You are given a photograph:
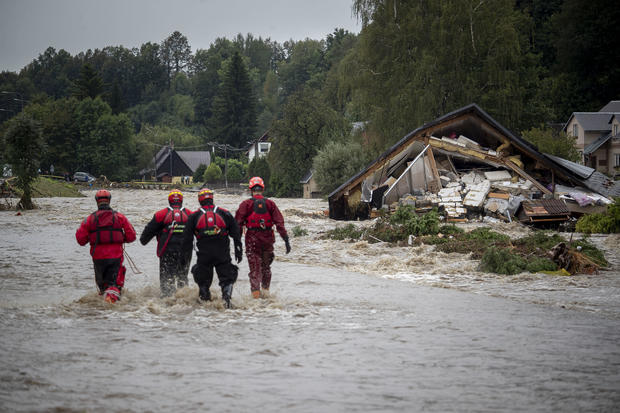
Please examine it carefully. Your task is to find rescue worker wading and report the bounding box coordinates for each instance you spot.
[181,188,242,308]
[235,176,290,299]
[140,190,193,297]
[75,189,137,303]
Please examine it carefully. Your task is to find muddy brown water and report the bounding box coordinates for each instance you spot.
[1,189,619,412]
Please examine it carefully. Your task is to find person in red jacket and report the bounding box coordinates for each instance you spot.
[235,176,290,299]
[181,188,242,308]
[140,190,193,297]
[75,189,137,303]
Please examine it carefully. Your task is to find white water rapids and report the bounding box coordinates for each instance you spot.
[0,189,619,412]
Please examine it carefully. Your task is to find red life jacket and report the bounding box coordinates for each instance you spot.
[195,206,228,238]
[246,196,273,230]
[157,206,189,256]
[88,209,124,247]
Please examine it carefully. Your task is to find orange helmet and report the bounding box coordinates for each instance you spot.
[198,188,214,205]
[249,176,265,190]
[168,190,183,206]
[95,189,111,204]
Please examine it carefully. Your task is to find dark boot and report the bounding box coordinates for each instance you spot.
[221,284,233,309]
[198,286,211,301]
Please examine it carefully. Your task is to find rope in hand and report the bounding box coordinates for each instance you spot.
[123,246,142,274]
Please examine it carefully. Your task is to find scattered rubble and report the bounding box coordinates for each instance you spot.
[365,135,613,226]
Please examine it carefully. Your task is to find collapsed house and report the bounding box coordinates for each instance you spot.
[329,104,620,222]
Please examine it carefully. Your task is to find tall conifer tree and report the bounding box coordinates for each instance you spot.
[209,51,257,148]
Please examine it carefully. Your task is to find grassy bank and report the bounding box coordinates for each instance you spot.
[6,177,84,198]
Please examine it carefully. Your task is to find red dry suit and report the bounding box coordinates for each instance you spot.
[76,205,136,296]
[235,195,288,292]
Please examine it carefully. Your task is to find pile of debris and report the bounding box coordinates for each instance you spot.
[373,134,613,225]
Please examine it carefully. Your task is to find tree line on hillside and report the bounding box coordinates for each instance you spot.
[1,0,617,200]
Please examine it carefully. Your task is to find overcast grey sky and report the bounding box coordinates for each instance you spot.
[0,0,360,73]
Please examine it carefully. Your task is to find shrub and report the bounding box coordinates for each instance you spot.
[479,247,528,275]
[525,257,558,273]
[203,162,222,182]
[313,139,369,195]
[514,231,565,251]
[322,224,364,241]
[193,164,207,182]
[439,224,464,235]
[434,227,511,258]
[292,226,308,237]
[390,206,440,236]
[247,156,271,183]
[573,237,608,267]
[575,198,620,234]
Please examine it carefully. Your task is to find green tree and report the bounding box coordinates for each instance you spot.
[209,51,257,147]
[22,47,75,98]
[75,98,110,175]
[161,31,192,84]
[25,97,81,173]
[347,0,544,147]
[193,163,208,183]
[72,63,104,99]
[89,113,135,180]
[278,39,326,96]
[269,87,349,197]
[203,162,222,183]
[521,125,580,162]
[4,113,44,209]
[247,156,271,185]
[313,140,369,195]
[549,0,620,117]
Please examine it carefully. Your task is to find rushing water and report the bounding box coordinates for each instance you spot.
[1,189,619,412]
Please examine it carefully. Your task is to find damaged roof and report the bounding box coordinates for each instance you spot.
[543,153,620,198]
[329,103,618,220]
[330,104,565,200]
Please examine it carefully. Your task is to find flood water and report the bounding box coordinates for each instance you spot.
[1,189,619,412]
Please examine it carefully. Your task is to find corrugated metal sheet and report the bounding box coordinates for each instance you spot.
[544,153,594,179]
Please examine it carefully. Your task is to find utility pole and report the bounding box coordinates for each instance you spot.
[224,144,228,188]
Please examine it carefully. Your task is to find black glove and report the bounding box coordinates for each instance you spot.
[284,236,291,254]
[234,243,243,263]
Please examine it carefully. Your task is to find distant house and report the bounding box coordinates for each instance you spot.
[563,100,620,176]
[248,131,271,163]
[142,146,211,183]
[300,170,321,199]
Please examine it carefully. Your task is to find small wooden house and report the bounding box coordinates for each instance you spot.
[300,170,321,199]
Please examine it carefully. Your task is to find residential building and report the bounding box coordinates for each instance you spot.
[563,100,620,176]
[248,131,271,163]
[141,146,211,183]
[300,170,321,199]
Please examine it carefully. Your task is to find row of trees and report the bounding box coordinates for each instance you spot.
[2,0,617,201]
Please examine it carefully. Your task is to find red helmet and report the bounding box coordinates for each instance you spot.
[249,176,265,190]
[95,189,111,204]
[198,188,214,205]
[168,190,183,206]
